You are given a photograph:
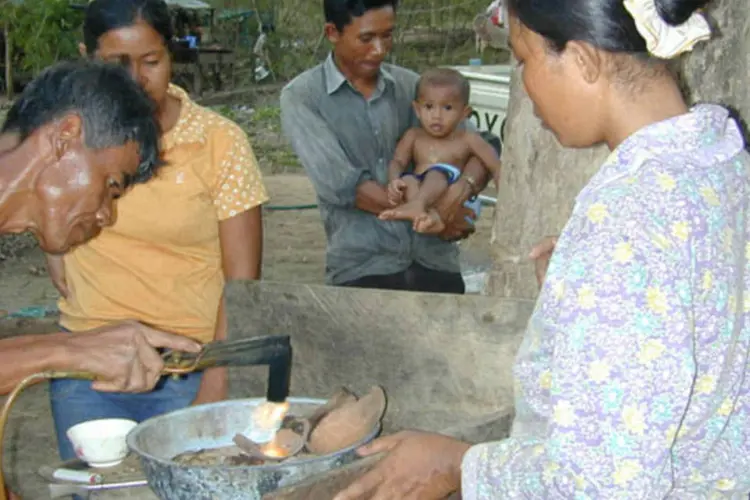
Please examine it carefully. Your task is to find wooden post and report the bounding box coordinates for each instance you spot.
[3,22,11,99]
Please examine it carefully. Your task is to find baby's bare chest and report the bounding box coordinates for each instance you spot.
[412,134,472,168]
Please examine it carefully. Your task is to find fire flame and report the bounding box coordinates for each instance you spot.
[248,400,290,444]
[253,401,289,428]
[261,440,289,458]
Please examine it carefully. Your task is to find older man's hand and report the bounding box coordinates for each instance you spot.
[333,430,471,500]
[63,321,201,392]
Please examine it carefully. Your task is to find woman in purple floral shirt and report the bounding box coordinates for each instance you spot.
[334,0,750,498]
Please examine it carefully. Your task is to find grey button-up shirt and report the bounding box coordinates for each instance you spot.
[280,53,460,285]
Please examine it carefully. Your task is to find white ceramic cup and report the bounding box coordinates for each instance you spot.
[66,418,138,468]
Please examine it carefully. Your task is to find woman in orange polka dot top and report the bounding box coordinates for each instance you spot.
[43,0,269,463]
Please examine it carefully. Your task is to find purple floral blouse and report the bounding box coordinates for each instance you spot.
[462,105,750,498]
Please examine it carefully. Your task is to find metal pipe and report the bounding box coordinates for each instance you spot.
[266,340,292,403]
[176,335,293,402]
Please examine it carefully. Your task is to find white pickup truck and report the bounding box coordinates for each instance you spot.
[452,63,512,145]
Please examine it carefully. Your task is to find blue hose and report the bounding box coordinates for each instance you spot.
[4,305,58,319]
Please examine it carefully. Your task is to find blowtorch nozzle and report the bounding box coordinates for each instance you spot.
[266,337,292,403]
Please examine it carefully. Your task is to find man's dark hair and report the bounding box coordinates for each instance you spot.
[416,68,471,105]
[1,60,161,185]
[324,0,398,31]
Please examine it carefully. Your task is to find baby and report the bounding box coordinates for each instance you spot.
[378,67,501,233]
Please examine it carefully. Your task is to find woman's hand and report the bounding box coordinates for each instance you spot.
[529,236,558,287]
[45,254,69,298]
[333,430,471,500]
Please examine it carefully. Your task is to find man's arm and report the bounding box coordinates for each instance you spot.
[355,181,391,215]
[439,119,492,214]
[0,333,71,393]
[466,132,502,182]
[428,155,490,241]
[280,88,374,210]
[0,324,200,394]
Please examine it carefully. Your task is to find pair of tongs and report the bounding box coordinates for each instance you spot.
[162,335,292,374]
[162,334,293,402]
[162,335,290,375]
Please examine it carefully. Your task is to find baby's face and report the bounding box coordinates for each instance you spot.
[413,85,469,138]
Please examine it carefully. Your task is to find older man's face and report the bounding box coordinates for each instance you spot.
[31,125,140,254]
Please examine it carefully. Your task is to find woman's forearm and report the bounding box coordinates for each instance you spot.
[193,301,228,403]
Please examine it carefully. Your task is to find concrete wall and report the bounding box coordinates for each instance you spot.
[488,0,750,299]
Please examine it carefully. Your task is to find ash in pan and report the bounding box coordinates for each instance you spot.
[172,386,386,467]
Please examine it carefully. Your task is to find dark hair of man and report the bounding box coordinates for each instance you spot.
[324,0,399,31]
[1,60,162,185]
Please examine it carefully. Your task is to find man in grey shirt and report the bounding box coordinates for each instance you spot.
[280,0,491,293]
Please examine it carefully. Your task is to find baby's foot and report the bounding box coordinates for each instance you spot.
[378,200,427,222]
[413,209,445,234]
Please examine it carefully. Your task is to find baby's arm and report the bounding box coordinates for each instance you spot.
[387,128,418,182]
[465,132,502,182]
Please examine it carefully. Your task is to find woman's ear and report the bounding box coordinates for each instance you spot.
[564,40,602,85]
[78,42,88,57]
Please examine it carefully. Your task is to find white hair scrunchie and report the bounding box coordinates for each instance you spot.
[623,0,711,59]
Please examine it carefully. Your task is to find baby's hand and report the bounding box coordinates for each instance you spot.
[387,179,407,206]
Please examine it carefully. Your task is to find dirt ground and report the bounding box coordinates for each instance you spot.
[0,94,496,498]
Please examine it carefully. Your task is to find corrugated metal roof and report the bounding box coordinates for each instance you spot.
[66,0,213,9]
[165,0,212,9]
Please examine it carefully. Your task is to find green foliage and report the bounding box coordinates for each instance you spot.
[2,0,84,74]
[253,104,280,123]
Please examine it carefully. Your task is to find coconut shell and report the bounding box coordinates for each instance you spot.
[306,385,387,455]
[306,387,358,428]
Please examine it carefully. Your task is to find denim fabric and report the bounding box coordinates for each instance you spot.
[49,371,202,461]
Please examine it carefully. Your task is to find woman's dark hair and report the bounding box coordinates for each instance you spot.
[324,0,398,31]
[508,0,710,53]
[83,0,173,55]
